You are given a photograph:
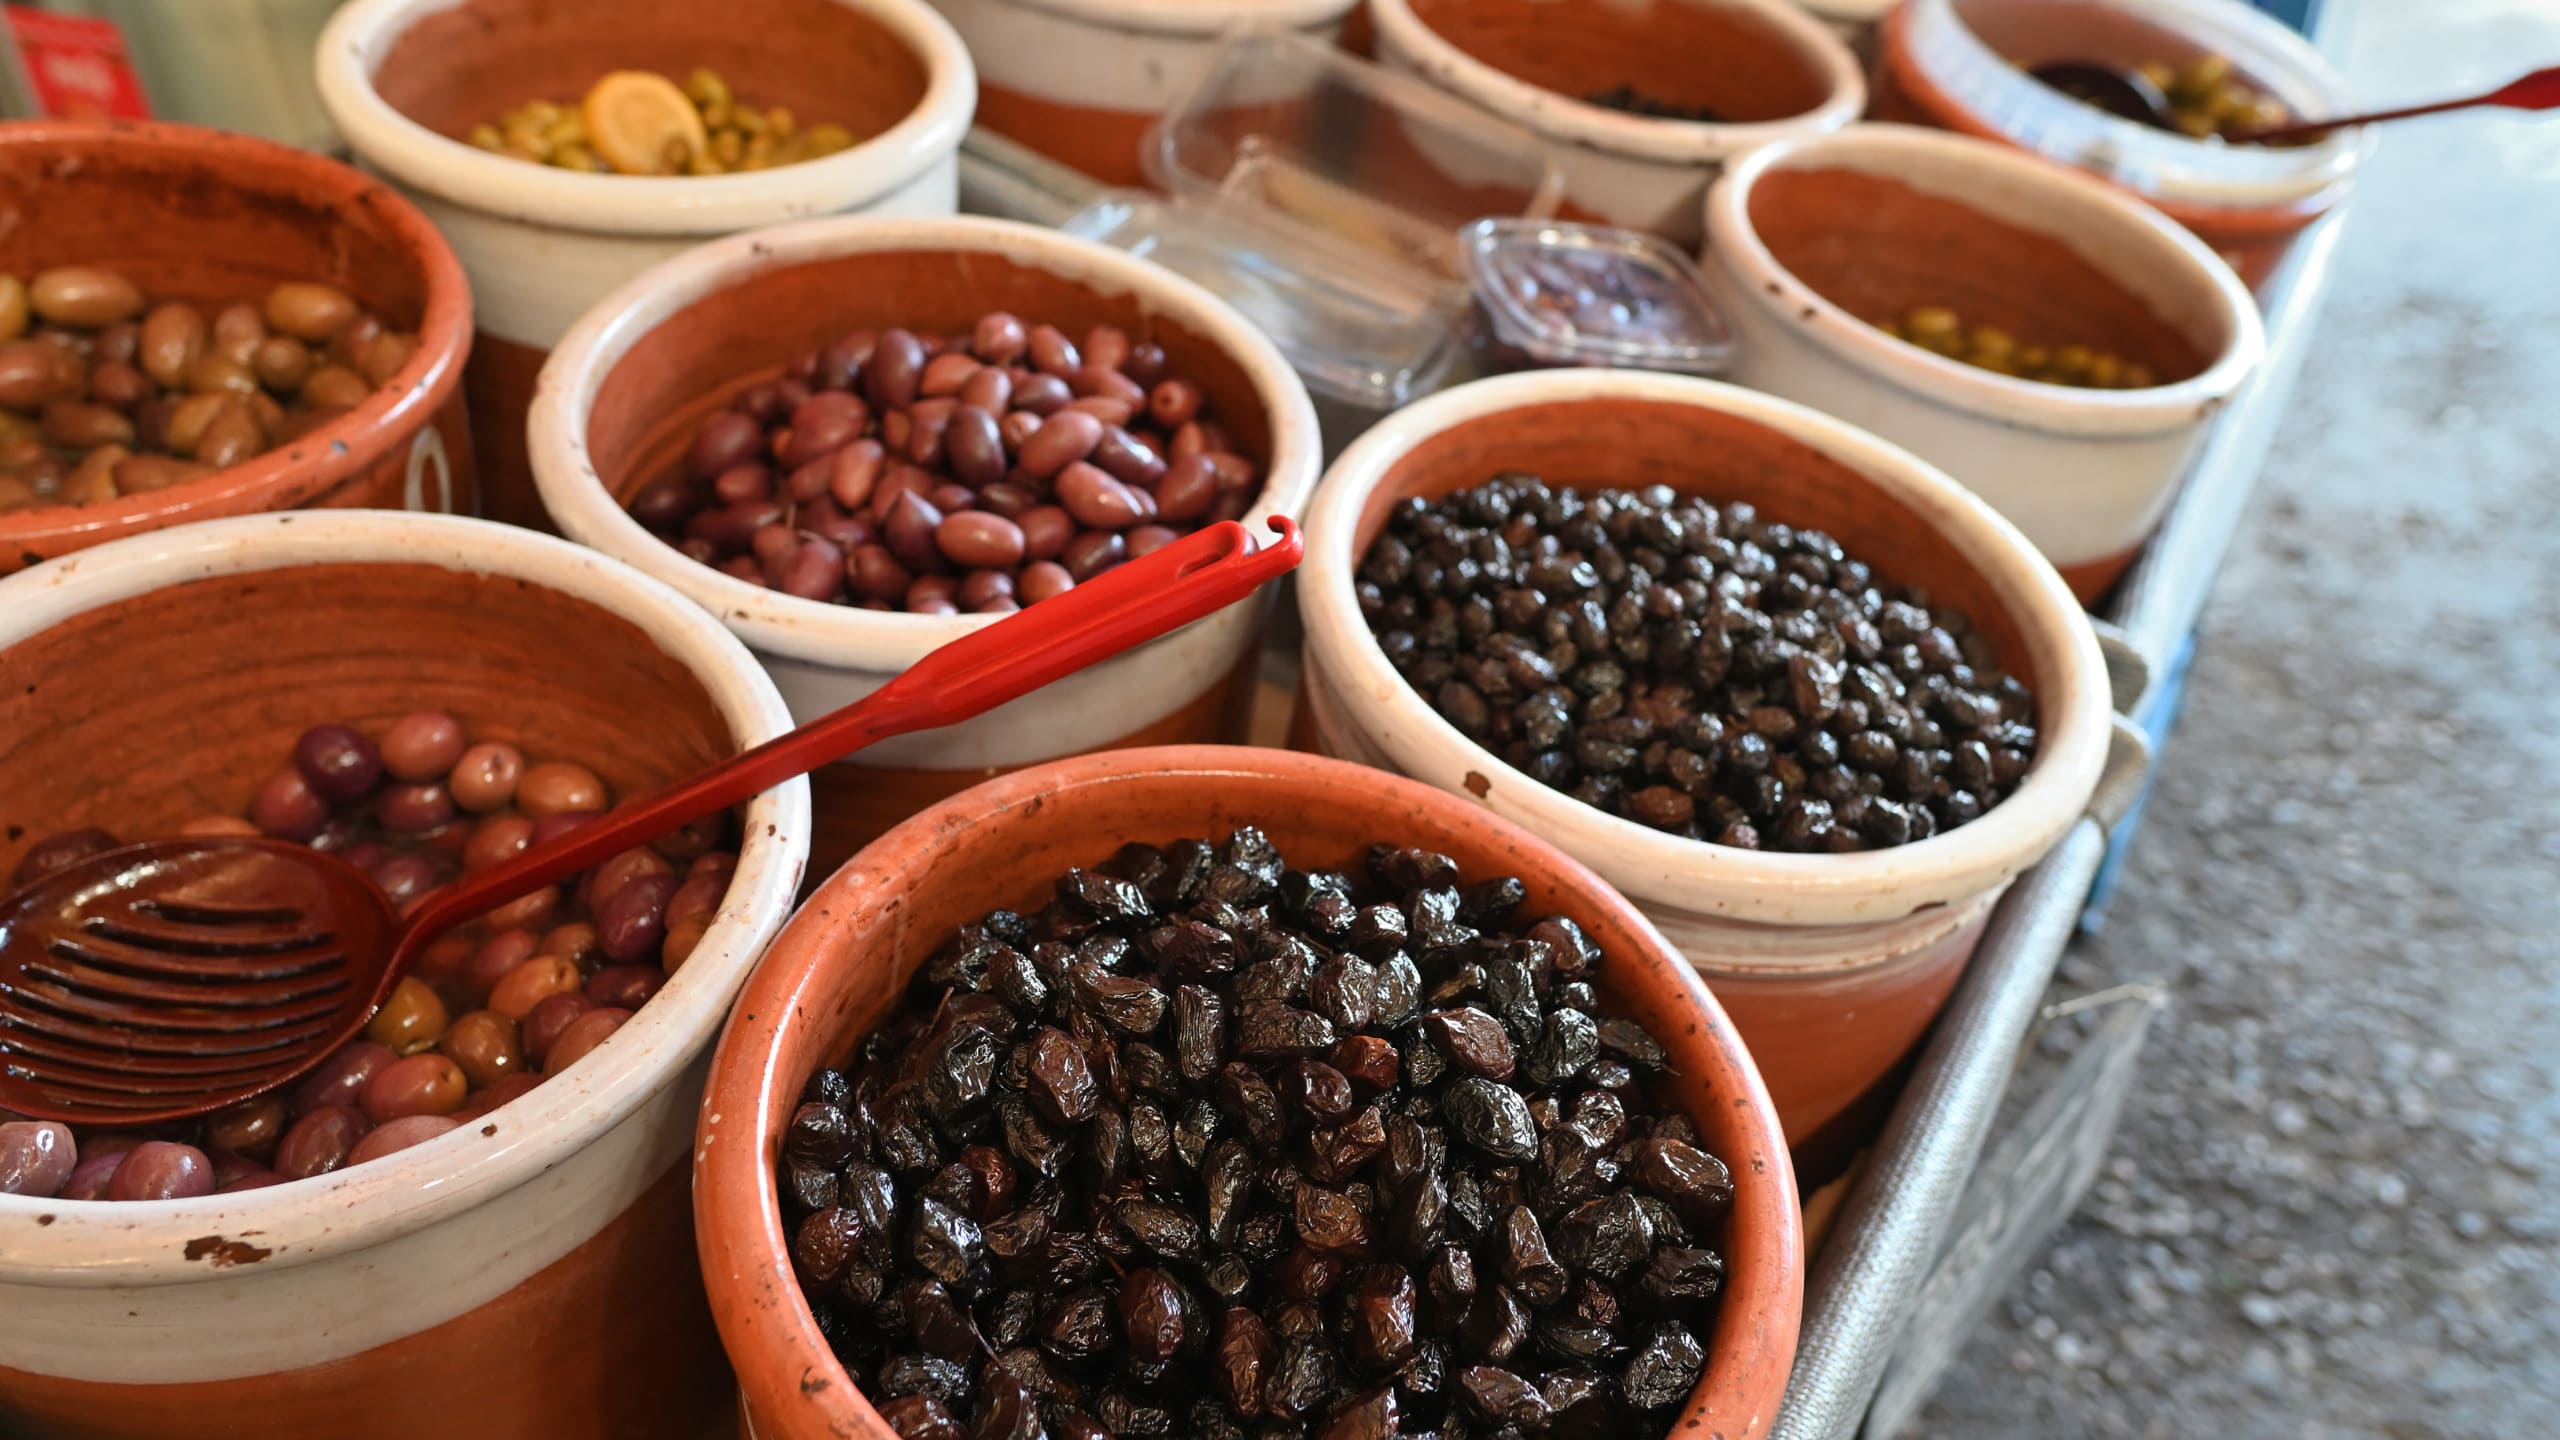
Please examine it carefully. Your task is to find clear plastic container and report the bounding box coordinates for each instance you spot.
[1143,28,1564,288]
[1063,190,1460,412]
[1459,218,1738,377]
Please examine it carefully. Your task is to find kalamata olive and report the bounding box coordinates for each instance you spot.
[204,1096,289,1159]
[690,411,764,480]
[361,1052,467,1122]
[1017,506,1074,561]
[973,312,1028,364]
[378,782,456,833]
[927,482,974,515]
[1018,561,1073,605]
[943,404,1005,487]
[1026,325,1080,376]
[489,953,583,1021]
[1152,456,1218,523]
[1126,525,1181,560]
[1062,530,1126,582]
[866,328,925,411]
[714,463,774,506]
[598,872,681,964]
[105,1142,214,1201]
[540,921,601,968]
[849,543,913,603]
[377,710,464,781]
[13,826,120,886]
[884,491,946,572]
[959,365,1012,414]
[463,814,536,873]
[1056,462,1149,531]
[1016,408,1101,479]
[346,1114,461,1167]
[521,992,594,1067]
[935,511,1025,570]
[57,1152,126,1202]
[781,391,868,467]
[251,767,329,840]
[0,1121,76,1197]
[585,964,665,1011]
[543,1007,632,1073]
[782,537,848,601]
[906,574,960,615]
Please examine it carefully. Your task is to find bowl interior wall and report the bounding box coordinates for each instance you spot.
[1408,0,1832,122]
[1748,165,2210,382]
[0,129,428,329]
[373,0,930,149]
[0,562,734,878]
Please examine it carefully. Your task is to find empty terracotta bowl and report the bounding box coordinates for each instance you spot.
[529,215,1321,877]
[1701,122,2264,601]
[695,743,1803,1439]
[1369,0,1863,244]
[0,511,809,1440]
[0,120,474,575]
[1296,368,2113,1145]
[316,0,977,530]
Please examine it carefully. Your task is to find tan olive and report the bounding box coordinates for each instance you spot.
[251,335,314,392]
[0,473,41,512]
[302,364,373,411]
[362,332,416,387]
[265,282,359,343]
[210,302,267,365]
[30,267,145,328]
[193,404,267,469]
[137,302,207,388]
[61,445,126,504]
[164,392,232,453]
[41,401,134,450]
[186,355,259,397]
[0,274,26,342]
[88,359,152,411]
[111,453,212,495]
[0,339,75,408]
[328,313,384,370]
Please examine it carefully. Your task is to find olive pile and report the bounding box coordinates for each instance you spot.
[1874,306,2156,390]
[2140,54,2292,141]
[779,830,1734,1440]
[470,67,857,176]
[1357,476,2040,852]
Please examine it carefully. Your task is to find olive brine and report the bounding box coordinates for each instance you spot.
[1357,476,2039,852]
[779,830,1734,1440]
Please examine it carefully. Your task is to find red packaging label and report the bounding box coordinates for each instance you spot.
[5,6,150,121]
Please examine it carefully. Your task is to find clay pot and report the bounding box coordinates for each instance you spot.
[1873,0,2364,290]
[1296,369,2113,1144]
[1700,123,2264,601]
[696,743,1803,1439]
[0,511,810,1440]
[0,120,474,576]
[933,0,1362,187]
[529,215,1322,878]
[1369,0,1863,244]
[316,0,976,532]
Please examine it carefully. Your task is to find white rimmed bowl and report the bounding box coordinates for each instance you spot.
[529,214,1322,874]
[1701,122,2265,601]
[0,510,809,1440]
[1296,367,2111,1142]
[1370,0,1864,244]
[315,0,977,530]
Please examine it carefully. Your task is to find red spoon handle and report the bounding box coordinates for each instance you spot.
[400,516,1302,945]
[2232,63,2560,143]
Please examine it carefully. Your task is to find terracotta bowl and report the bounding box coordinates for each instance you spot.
[0,511,810,1440]
[1700,122,2264,601]
[0,120,474,575]
[933,0,1362,187]
[1297,369,2113,1145]
[1873,0,2363,290]
[316,0,976,531]
[695,744,1804,1439]
[529,215,1322,878]
[1369,0,1863,244]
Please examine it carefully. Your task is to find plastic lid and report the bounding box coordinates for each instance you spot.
[1897,0,2364,209]
[1143,29,1564,288]
[1063,191,1460,411]
[1459,219,1738,376]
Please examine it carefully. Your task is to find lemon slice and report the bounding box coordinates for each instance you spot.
[581,71,710,176]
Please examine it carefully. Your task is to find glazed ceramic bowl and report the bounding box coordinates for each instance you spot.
[0,510,810,1440]
[934,0,1362,187]
[529,214,1322,876]
[1700,123,2264,602]
[1297,368,2112,1144]
[316,0,975,530]
[0,120,474,575]
[1369,0,1863,245]
[1875,0,2363,289]
[695,744,1803,1439]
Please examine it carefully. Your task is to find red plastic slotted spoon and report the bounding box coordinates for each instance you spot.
[0,516,1301,1126]
[2227,63,2560,145]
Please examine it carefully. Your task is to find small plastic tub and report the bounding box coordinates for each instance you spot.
[316,0,976,530]
[1874,0,2365,289]
[1459,217,1738,377]
[0,120,475,575]
[529,215,1321,876]
[1297,368,2112,1143]
[0,510,808,1440]
[695,744,1803,1440]
[1368,0,1865,245]
[1699,122,2264,601]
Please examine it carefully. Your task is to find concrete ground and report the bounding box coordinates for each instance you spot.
[1913,1,2560,1435]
